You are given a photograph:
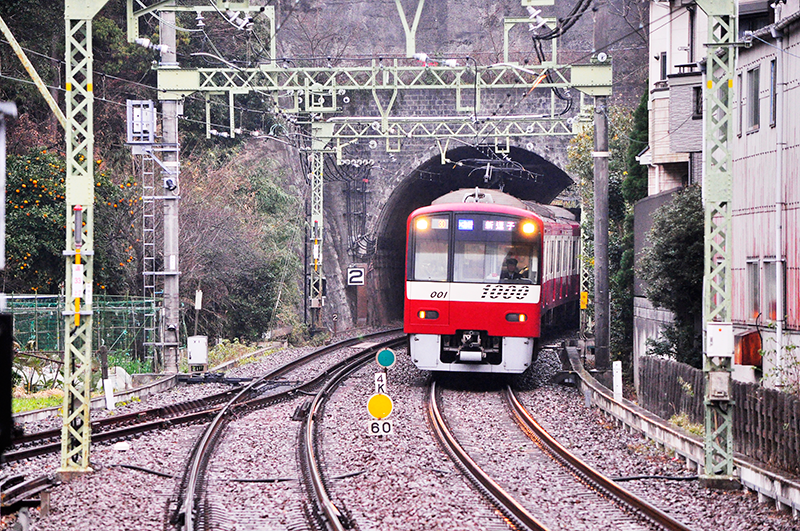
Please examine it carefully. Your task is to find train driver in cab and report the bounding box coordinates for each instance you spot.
[501,257,524,280]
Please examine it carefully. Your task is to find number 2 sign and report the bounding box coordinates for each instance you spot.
[347,266,365,286]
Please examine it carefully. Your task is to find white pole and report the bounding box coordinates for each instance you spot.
[103,377,116,410]
[774,24,785,379]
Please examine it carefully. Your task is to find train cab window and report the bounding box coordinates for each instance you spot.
[411,215,450,281]
[453,214,540,284]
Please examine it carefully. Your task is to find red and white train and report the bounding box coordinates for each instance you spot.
[404,188,580,373]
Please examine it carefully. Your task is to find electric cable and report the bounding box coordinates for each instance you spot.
[0,0,689,161]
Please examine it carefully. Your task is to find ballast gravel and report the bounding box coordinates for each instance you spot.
[515,349,798,531]
[4,337,799,530]
[321,349,506,531]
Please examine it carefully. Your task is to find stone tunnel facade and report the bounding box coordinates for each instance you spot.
[314,90,578,331]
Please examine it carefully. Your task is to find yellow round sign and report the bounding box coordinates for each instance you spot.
[367,393,393,420]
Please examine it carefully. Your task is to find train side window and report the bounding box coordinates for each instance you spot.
[528,245,540,283]
[567,239,573,275]
[543,240,549,280]
[558,239,563,276]
[572,237,578,274]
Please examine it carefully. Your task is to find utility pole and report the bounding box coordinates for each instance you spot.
[0,102,16,459]
[592,3,610,373]
[694,0,738,488]
[160,8,180,373]
[60,0,112,476]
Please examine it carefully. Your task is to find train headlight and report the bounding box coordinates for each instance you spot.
[521,221,536,235]
[416,218,429,231]
[506,313,527,322]
[418,310,439,319]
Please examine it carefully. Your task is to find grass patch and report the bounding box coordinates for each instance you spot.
[668,412,704,437]
[208,339,260,367]
[107,353,152,375]
[12,387,63,413]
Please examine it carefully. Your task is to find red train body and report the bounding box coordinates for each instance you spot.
[404,188,580,373]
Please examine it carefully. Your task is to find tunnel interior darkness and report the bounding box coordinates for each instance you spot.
[372,145,575,323]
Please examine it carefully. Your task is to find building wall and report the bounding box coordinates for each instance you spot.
[669,73,703,153]
[648,1,707,93]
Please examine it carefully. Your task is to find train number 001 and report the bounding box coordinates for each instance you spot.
[429,291,447,299]
[366,420,393,436]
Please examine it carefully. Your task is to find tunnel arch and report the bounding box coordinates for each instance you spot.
[369,144,575,324]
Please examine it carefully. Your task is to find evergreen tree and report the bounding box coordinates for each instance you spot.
[639,185,704,367]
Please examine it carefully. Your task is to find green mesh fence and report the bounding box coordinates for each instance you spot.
[6,294,159,363]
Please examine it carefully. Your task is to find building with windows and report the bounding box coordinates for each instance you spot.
[730,0,800,386]
[636,0,799,390]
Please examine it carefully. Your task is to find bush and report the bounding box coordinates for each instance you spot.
[107,352,153,375]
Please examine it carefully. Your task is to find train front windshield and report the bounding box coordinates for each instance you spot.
[410,213,540,284]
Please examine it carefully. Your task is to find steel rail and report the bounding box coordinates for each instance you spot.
[178,333,405,531]
[0,474,55,515]
[426,379,549,531]
[298,337,406,531]
[503,386,696,531]
[5,389,243,458]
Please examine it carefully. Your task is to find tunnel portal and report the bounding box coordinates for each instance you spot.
[370,145,576,324]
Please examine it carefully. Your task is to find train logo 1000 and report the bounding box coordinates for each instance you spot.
[404,188,580,373]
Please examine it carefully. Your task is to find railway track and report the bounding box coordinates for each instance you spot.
[427,379,696,531]
[5,342,795,531]
[172,334,406,531]
[4,329,401,463]
[0,330,402,518]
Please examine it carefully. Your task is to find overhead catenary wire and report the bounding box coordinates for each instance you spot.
[453,3,689,157]
[0,0,685,157]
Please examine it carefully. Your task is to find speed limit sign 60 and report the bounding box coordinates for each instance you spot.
[366,419,393,436]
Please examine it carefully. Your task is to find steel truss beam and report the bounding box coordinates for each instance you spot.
[160,61,609,104]
[326,113,589,163]
[697,0,737,482]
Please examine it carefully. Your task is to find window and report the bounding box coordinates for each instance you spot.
[737,73,743,136]
[763,259,785,322]
[557,240,563,275]
[747,260,759,319]
[572,238,579,275]
[747,258,785,322]
[748,66,760,131]
[770,59,777,127]
[692,86,703,118]
[659,51,668,81]
[688,5,696,60]
[452,214,539,283]
[411,215,449,281]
